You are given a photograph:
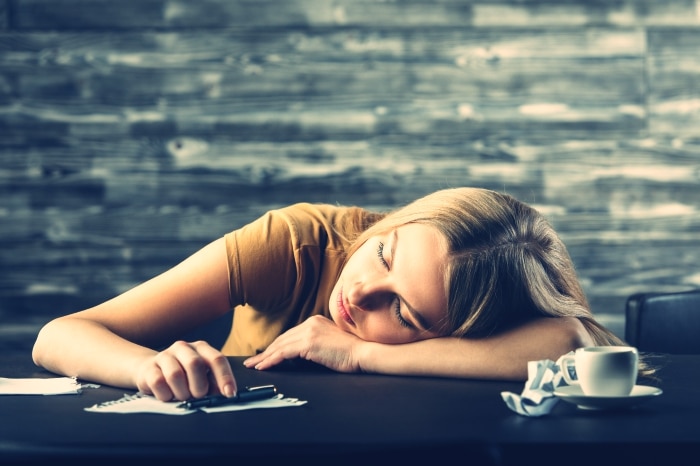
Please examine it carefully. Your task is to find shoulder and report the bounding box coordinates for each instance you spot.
[224,203,376,270]
[275,203,369,228]
[224,203,375,312]
[271,202,376,251]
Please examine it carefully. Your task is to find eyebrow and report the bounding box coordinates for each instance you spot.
[391,229,432,332]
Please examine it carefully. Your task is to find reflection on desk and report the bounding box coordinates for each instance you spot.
[0,353,697,466]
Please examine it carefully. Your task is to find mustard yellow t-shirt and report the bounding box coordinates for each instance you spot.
[220,203,379,356]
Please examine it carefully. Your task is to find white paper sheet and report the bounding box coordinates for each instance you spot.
[0,376,85,395]
[85,392,195,415]
[85,392,307,415]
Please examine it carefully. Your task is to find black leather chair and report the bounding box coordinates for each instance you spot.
[625,289,700,354]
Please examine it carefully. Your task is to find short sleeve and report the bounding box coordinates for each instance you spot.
[225,208,298,312]
[220,202,376,355]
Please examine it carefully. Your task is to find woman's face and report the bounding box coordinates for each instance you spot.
[328,223,450,344]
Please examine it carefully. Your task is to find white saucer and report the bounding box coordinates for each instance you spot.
[553,385,663,410]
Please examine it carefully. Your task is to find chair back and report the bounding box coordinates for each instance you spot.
[625,289,700,354]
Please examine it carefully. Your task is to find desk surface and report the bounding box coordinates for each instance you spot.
[1,353,698,465]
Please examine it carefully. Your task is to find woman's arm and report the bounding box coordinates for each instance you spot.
[246,315,593,380]
[32,238,237,400]
[356,317,594,380]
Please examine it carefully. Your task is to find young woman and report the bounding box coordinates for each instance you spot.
[32,187,626,402]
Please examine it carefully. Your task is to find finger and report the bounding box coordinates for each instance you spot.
[243,333,290,369]
[168,340,213,399]
[191,341,237,397]
[153,350,190,400]
[243,353,262,368]
[243,345,278,368]
[243,319,321,369]
[249,335,306,371]
[178,343,211,399]
[252,347,299,371]
[139,364,175,402]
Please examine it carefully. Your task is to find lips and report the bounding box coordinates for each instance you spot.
[337,288,355,326]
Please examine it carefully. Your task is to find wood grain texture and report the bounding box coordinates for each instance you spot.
[9,0,700,29]
[0,1,7,31]
[2,0,700,349]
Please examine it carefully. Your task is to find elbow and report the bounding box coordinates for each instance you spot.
[32,318,61,368]
[559,317,594,355]
[32,321,50,367]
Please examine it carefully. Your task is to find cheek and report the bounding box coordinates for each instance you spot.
[360,316,415,345]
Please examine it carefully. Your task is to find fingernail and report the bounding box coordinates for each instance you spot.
[223,383,234,398]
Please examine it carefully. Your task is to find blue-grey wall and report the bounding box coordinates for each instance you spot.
[2,0,700,349]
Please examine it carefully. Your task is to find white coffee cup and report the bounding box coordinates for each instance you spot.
[558,346,639,396]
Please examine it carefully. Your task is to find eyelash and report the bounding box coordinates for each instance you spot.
[377,241,410,329]
[376,241,389,269]
[394,300,410,328]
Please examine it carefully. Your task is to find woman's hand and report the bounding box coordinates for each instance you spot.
[243,315,365,373]
[135,340,237,402]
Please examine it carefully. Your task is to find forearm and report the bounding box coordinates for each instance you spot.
[32,317,157,389]
[357,317,591,381]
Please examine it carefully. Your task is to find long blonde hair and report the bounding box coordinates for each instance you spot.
[346,187,623,346]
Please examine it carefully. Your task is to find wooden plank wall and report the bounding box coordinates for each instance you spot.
[2,0,700,349]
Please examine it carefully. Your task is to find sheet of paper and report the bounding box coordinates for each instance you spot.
[0,376,84,395]
[85,393,195,415]
[202,394,307,413]
[85,392,307,415]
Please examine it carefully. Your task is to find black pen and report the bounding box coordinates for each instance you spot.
[178,385,278,410]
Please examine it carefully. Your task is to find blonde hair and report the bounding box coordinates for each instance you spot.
[346,187,624,346]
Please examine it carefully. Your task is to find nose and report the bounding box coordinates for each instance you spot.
[347,279,393,313]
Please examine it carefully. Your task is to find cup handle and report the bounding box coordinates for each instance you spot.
[558,355,578,385]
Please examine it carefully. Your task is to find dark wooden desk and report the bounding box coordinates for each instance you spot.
[0,353,697,466]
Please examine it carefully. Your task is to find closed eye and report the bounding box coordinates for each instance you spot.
[378,240,414,329]
[377,241,389,269]
[394,300,411,328]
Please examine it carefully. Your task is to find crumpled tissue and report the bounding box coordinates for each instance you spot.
[501,352,573,417]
